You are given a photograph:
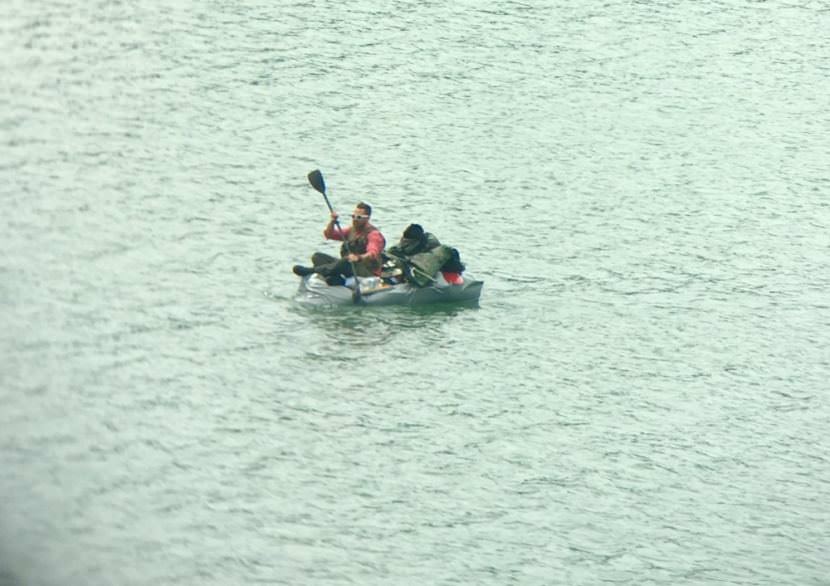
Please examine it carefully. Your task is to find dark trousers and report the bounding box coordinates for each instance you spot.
[311,252,354,282]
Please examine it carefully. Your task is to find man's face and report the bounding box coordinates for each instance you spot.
[351,208,370,227]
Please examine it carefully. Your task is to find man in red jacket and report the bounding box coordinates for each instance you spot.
[293,202,386,285]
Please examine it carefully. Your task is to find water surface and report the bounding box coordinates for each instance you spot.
[2,1,829,584]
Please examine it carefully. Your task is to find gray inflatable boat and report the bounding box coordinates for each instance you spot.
[296,273,483,306]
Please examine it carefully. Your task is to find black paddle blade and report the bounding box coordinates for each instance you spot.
[307,169,326,194]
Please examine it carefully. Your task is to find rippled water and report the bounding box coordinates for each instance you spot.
[2,1,829,585]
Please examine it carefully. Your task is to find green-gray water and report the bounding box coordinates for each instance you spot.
[2,1,829,584]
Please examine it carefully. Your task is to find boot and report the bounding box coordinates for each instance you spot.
[292,265,315,277]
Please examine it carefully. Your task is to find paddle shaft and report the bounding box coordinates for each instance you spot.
[319,193,354,255]
[385,252,437,284]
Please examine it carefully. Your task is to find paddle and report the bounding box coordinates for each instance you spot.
[306,169,363,304]
[383,251,438,285]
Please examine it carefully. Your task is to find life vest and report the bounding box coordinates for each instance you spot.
[340,225,384,276]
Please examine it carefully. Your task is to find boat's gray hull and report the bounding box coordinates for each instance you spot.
[296,274,483,306]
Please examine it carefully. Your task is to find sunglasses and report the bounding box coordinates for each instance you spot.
[351,214,369,220]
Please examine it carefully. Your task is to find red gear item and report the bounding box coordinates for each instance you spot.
[441,271,464,285]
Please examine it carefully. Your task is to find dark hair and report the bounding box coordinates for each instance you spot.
[403,223,424,240]
[442,247,465,273]
[356,201,372,216]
